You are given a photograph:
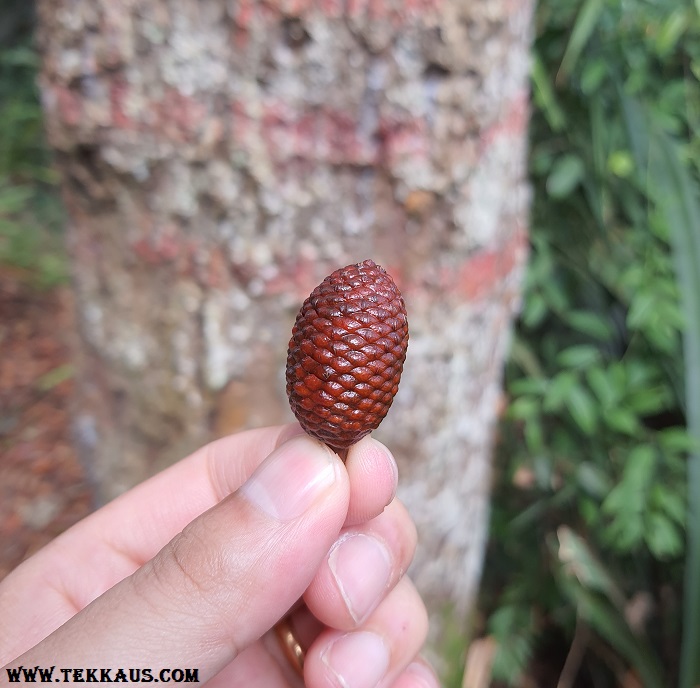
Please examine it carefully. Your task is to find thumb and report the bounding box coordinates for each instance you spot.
[11,436,348,680]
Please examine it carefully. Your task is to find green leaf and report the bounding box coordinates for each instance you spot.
[647,124,700,687]
[0,46,40,69]
[557,345,601,369]
[564,310,613,341]
[627,290,657,330]
[531,54,566,132]
[580,496,601,526]
[540,276,570,311]
[577,461,612,498]
[0,183,33,213]
[522,291,548,327]
[509,378,548,396]
[35,364,74,392]
[626,386,670,415]
[602,445,656,525]
[509,396,540,421]
[658,427,697,453]
[556,583,665,688]
[488,605,535,683]
[623,444,657,490]
[531,147,555,176]
[604,509,646,551]
[565,384,598,434]
[580,58,608,95]
[543,371,578,412]
[555,527,625,606]
[620,90,650,183]
[604,408,640,435]
[524,416,545,453]
[645,512,684,559]
[557,0,606,84]
[586,366,620,409]
[546,155,585,198]
[624,360,654,390]
[654,9,689,58]
[650,484,686,528]
[510,339,546,380]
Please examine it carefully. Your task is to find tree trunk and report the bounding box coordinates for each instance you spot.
[37,0,532,655]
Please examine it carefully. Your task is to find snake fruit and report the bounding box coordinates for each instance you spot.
[286,259,409,454]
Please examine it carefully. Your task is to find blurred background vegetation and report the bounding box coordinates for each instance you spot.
[1,0,699,686]
[479,0,700,687]
[0,0,65,288]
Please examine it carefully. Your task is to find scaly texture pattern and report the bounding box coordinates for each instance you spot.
[286,260,408,452]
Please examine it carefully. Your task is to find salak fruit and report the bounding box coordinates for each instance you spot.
[286,259,408,456]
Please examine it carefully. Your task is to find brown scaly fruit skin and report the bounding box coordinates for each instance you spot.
[286,259,408,455]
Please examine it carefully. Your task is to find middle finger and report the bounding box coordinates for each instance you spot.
[304,498,417,630]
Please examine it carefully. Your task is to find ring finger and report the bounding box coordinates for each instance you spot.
[304,577,429,688]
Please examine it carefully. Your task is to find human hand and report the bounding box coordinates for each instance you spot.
[0,424,437,688]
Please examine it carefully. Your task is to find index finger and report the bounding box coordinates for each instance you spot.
[11,424,298,579]
[0,425,298,658]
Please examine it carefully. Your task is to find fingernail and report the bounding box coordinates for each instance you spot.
[240,436,339,521]
[321,631,390,688]
[405,661,441,688]
[382,443,399,503]
[328,533,392,624]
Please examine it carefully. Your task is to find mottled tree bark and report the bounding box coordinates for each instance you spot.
[37,0,532,654]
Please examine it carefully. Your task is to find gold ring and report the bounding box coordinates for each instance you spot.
[274,616,305,676]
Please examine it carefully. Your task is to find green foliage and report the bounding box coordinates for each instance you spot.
[488,604,537,683]
[553,529,666,687]
[646,95,700,688]
[0,26,66,288]
[483,0,699,684]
